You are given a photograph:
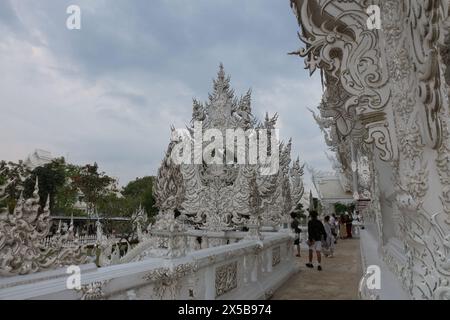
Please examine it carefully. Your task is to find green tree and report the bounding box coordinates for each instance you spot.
[23,158,67,212]
[71,163,117,217]
[334,202,352,215]
[53,163,84,216]
[97,193,133,217]
[292,203,307,224]
[121,176,157,219]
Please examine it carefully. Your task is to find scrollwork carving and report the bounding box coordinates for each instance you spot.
[143,262,198,300]
[0,180,88,276]
[78,280,109,300]
[272,246,281,267]
[215,261,238,297]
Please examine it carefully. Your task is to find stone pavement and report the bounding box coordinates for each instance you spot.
[272,238,363,300]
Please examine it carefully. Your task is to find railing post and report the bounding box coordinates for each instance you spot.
[205,266,215,299]
[267,248,273,273]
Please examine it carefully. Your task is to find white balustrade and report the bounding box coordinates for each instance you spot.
[0,232,297,300]
[39,234,126,249]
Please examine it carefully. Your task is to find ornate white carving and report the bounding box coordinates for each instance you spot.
[132,205,148,242]
[143,262,198,299]
[154,65,305,233]
[78,280,109,300]
[215,261,238,297]
[0,180,88,276]
[291,0,450,299]
[272,246,281,267]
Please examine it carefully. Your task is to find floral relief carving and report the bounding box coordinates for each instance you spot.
[272,246,281,267]
[143,262,198,300]
[78,280,109,300]
[215,261,238,297]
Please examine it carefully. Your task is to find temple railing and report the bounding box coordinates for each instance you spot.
[40,235,99,248]
[0,231,297,300]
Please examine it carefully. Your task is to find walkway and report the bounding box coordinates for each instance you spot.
[272,238,363,300]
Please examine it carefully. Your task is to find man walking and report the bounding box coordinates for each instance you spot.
[345,213,353,239]
[290,211,302,257]
[306,211,327,271]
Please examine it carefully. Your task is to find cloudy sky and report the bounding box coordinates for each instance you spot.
[0,0,331,189]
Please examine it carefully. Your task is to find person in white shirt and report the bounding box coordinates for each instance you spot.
[330,214,336,226]
[330,213,338,244]
[323,215,335,257]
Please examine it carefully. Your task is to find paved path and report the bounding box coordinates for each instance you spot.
[272,238,363,300]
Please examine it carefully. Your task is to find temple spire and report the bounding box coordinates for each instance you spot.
[210,63,233,100]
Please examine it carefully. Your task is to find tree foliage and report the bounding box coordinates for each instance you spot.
[23,158,67,211]
[70,163,117,216]
[334,202,355,215]
[121,176,157,218]
[53,163,84,216]
[1,158,158,227]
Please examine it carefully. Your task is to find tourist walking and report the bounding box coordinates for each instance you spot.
[306,211,327,271]
[290,212,302,257]
[345,213,353,239]
[323,216,335,257]
[339,215,347,239]
[330,213,338,244]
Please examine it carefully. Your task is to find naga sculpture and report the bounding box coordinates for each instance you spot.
[0,179,89,276]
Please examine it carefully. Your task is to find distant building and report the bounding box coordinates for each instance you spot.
[24,149,54,170]
[309,169,354,215]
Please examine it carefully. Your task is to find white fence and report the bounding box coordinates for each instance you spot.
[0,232,297,300]
[40,235,99,248]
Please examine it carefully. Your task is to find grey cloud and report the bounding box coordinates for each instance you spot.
[0,0,332,187]
[102,91,148,108]
[0,1,20,29]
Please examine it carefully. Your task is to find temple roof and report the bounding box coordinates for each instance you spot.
[24,149,54,169]
[313,174,353,203]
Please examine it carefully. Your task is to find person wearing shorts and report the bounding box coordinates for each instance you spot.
[308,239,322,252]
[323,215,335,257]
[290,211,302,257]
[306,210,327,271]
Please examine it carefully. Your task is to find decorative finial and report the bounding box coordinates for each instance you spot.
[212,63,231,94]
